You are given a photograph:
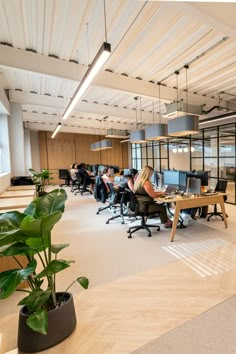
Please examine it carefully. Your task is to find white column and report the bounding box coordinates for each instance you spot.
[9,103,26,176]
[24,128,32,173]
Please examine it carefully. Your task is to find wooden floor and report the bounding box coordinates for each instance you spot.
[1,189,236,354]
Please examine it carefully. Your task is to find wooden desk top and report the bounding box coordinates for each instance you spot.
[7,185,35,191]
[155,192,227,242]
[0,190,35,198]
[0,196,33,211]
[156,192,226,206]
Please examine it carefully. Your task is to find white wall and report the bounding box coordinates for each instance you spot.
[0,173,11,193]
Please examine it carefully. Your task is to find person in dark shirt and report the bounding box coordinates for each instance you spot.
[77,163,95,192]
[134,166,172,228]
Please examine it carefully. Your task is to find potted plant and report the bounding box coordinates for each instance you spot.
[0,188,89,352]
[29,168,54,196]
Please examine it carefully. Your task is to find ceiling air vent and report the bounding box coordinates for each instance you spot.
[163,102,202,118]
[105,129,129,139]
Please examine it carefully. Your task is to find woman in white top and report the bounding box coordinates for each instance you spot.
[70,163,78,182]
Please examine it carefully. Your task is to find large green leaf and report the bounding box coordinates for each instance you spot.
[24,189,67,218]
[36,260,74,278]
[0,212,29,247]
[1,242,31,256]
[0,229,29,247]
[18,289,51,312]
[0,211,26,227]
[26,309,48,335]
[76,277,89,289]
[51,243,69,254]
[0,259,36,299]
[21,211,62,251]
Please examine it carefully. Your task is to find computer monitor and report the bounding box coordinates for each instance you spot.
[86,164,92,172]
[123,168,132,176]
[109,168,114,177]
[112,165,120,174]
[150,170,159,186]
[187,177,201,195]
[98,165,105,173]
[179,171,188,190]
[187,171,208,186]
[163,170,180,186]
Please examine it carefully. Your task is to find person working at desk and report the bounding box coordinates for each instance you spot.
[70,163,78,185]
[122,168,139,192]
[134,166,172,228]
[77,163,95,192]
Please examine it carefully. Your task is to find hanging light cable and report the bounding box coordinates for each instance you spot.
[145,82,168,140]
[130,96,146,144]
[63,1,111,120]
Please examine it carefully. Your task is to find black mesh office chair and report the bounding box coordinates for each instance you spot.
[95,178,119,214]
[74,170,92,195]
[207,180,228,221]
[126,190,160,238]
[105,184,130,224]
[58,169,71,187]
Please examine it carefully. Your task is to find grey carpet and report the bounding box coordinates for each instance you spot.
[132,295,236,354]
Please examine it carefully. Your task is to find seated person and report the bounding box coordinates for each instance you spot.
[77,163,95,192]
[134,165,172,228]
[122,168,139,192]
[101,167,114,192]
[70,163,78,184]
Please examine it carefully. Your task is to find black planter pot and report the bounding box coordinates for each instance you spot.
[17,292,77,353]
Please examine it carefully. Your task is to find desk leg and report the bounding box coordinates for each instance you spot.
[219,196,228,228]
[170,204,181,242]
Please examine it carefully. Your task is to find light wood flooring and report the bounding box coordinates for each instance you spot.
[1,188,236,354]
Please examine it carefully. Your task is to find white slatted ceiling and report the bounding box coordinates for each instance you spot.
[0,0,236,133]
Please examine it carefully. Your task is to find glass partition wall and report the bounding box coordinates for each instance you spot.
[131,122,236,204]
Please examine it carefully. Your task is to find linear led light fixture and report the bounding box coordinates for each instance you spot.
[63,42,111,120]
[51,122,62,138]
[199,113,236,126]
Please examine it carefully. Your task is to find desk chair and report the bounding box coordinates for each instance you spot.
[207,180,228,221]
[74,171,92,196]
[95,178,119,214]
[59,169,71,187]
[126,190,160,238]
[105,184,130,224]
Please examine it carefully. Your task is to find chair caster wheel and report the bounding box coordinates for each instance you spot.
[121,221,124,224]
[96,212,99,215]
[106,221,109,224]
[148,234,152,237]
[128,234,132,238]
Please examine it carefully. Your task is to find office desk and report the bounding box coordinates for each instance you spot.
[155,193,227,242]
[0,196,33,211]
[0,190,35,198]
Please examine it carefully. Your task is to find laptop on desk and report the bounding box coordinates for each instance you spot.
[165,185,178,195]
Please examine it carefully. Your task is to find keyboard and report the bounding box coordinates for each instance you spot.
[201,192,218,196]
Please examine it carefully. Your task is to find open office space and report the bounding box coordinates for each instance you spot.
[1,1,236,353]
